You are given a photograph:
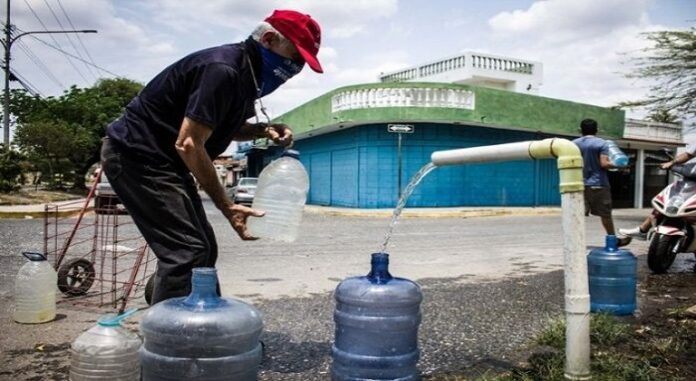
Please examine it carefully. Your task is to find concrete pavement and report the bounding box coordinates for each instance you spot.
[0,197,652,220]
[0,201,666,380]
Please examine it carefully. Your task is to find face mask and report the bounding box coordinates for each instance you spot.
[257,44,304,97]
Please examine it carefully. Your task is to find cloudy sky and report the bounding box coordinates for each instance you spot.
[6,0,695,126]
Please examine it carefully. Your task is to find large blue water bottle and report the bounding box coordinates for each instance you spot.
[587,235,637,315]
[605,140,628,167]
[332,253,422,380]
[139,268,263,380]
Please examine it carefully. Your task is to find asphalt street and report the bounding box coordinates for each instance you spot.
[1,200,677,380]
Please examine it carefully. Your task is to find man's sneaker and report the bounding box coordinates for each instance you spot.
[619,226,648,241]
[617,235,632,247]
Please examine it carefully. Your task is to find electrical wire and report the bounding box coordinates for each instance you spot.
[14,39,64,88]
[10,69,43,96]
[22,0,89,83]
[55,0,102,78]
[42,0,97,81]
[26,33,121,77]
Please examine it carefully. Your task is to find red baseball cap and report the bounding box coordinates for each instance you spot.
[265,10,323,73]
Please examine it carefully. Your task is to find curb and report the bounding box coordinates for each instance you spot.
[0,207,93,219]
[303,206,562,219]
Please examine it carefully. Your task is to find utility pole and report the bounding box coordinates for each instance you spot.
[3,0,11,150]
[2,0,97,150]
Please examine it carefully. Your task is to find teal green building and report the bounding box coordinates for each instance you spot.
[244,81,635,208]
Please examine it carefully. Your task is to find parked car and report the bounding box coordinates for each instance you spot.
[227,177,257,205]
[94,171,124,214]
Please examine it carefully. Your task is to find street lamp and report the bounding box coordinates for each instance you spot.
[2,0,97,150]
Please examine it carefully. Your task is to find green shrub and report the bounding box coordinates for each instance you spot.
[0,145,26,192]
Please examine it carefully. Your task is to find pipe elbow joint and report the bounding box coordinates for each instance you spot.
[530,138,584,194]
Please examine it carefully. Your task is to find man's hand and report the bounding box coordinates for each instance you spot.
[222,203,265,240]
[264,123,294,147]
[661,161,674,170]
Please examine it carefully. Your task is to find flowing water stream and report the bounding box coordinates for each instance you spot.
[380,162,438,253]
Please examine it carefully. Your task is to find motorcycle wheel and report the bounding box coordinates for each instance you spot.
[647,234,679,274]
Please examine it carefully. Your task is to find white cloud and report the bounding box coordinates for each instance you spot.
[489,0,650,43]
[485,0,671,118]
[140,0,399,39]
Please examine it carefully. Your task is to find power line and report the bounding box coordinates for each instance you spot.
[26,33,121,77]
[10,69,43,96]
[56,0,102,78]
[15,39,64,88]
[22,0,89,83]
[42,0,97,81]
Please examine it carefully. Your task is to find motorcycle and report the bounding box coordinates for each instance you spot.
[647,159,696,273]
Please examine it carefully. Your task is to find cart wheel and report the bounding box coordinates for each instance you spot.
[144,274,155,305]
[57,259,96,296]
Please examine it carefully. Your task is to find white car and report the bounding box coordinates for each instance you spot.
[227,177,257,205]
[94,171,123,213]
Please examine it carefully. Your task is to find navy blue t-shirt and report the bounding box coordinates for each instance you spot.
[107,39,260,170]
[573,135,609,187]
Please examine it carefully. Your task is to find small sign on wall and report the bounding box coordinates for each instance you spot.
[387,124,415,133]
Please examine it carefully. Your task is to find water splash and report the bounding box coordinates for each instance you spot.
[380,162,438,253]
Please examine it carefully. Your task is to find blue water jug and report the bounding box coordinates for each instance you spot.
[587,235,637,315]
[332,253,422,381]
[606,140,628,167]
[139,268,263,380]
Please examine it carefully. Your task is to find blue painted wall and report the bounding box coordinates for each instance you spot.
[294,123,561,208]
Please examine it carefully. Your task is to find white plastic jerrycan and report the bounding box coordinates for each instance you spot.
[70,308,142,381]
[14,252,57,324]
[247,149,309,242]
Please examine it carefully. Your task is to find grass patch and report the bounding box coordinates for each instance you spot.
[479,313,672,381]
[0,189,83,205]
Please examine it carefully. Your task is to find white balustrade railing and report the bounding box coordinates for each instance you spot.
[380,52,535,82]
[331,87,475,113]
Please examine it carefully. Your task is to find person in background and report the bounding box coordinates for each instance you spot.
[101,9,323,304]
[573,119,631,246]
[620,145,696,240]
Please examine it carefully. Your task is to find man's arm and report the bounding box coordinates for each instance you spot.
[662,151,695,170]
[231,122,294,147]
[175,117,262,240]
[599,154,613,169]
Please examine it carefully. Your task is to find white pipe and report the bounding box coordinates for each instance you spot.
[562,192,591,380]
[431,141,532,165]
[431,139,591,380]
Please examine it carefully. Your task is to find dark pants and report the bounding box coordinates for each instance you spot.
[101,138,218,304]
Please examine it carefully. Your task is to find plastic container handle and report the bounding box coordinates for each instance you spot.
[98,308,139,327]
[22,252,47,261]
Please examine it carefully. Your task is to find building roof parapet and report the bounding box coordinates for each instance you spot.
[624,118,682,144]
[274,82,625,141]
[379,51,539,83]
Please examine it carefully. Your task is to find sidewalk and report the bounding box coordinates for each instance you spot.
[0,198,91,218]
[0,198,652,220]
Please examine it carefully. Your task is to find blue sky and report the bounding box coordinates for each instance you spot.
[6,0,695,128]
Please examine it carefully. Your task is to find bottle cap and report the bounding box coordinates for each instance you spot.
[22,252,47,261]
[605,235,618,252]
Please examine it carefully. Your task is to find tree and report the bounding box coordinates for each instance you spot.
[0,143,26,192]
[621,27,696,119]
[10,78,142,190]
[647,109,681,124]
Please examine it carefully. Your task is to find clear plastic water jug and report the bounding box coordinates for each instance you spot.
[247,149,309,242]
[587,235,637,315]
[139,268,263,380]
[605,140,628,167]
[332,253,422,380]
[14,252,57,323]
[70,308,141,381]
